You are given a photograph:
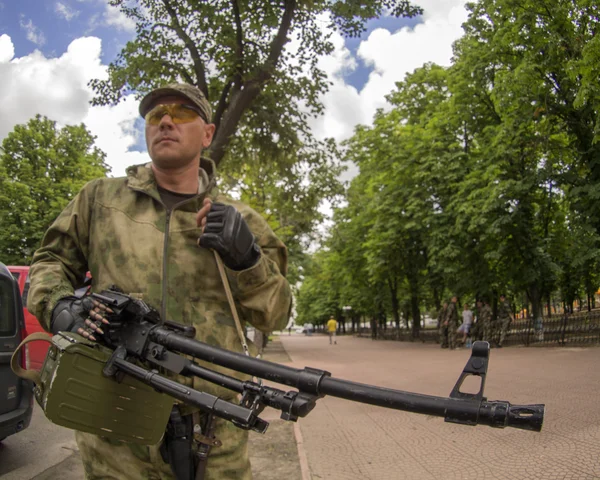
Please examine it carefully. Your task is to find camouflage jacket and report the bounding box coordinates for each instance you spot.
[445,301,459,326]
[497,300,512,320]
[28,159,292,401]
[479,305,492,324]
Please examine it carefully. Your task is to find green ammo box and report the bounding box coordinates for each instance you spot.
[29,332,173,445]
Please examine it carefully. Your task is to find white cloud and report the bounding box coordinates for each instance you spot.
[0,1,468,181]
[103,2,136,32]
[0,34,146,177]
[19,17,46,46]
[0,34,14,63]
[83,97,148,176]
[55,2,80,21]
[308,0,469,144]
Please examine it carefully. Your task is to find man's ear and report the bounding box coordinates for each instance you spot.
[202,123,216,148]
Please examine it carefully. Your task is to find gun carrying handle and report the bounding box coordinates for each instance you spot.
[10,332,53,386]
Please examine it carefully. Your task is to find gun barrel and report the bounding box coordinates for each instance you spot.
[151,327,544,431]
[320,377,544,432]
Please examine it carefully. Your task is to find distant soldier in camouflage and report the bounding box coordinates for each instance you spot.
[28,83,292,480]
[437,302,449,347]
[478,300,493,343]
[496,294,514,348]
[444,296,460,350]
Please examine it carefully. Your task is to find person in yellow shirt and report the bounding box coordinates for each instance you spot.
[327,315,338,345]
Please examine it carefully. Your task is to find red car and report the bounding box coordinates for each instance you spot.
[7,266,50,370]
[7,266,92,370]
[0,263,33,442]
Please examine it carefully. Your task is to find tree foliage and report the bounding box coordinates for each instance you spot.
[0,116,109,265]
[93,0,422,166]
[296,0,600,327]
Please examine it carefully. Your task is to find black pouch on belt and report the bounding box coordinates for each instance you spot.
[160,406,195,480]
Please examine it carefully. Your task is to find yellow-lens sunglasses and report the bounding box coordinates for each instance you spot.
[145,104,203,125]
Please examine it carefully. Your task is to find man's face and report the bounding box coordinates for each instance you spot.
[145,95,215,169]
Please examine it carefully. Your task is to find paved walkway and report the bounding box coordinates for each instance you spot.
[270,334,600,480]
[5,336,598,479]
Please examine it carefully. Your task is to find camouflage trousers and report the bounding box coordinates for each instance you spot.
[496,318,511,346]
[480,321,492,343]
[447,321,458,349]
[439,325,448,347]
[76,416,251,480]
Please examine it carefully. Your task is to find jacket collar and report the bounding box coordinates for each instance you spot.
[125,157,218,195]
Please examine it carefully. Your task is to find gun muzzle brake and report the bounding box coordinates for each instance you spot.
[479,401,545,432]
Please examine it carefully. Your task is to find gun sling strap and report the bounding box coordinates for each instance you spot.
[213,249,250,356]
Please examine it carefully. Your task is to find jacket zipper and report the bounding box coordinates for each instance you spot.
[160,196,203,323]
[129,183,205,323]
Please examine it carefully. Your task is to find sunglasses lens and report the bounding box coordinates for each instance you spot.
[145,106,166,125]
[145,104,200,125]
[172,105,200,123]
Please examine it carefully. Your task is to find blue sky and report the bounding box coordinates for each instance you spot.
[0,0,468,177]
[0,0,133,63]
[0,1,420,91]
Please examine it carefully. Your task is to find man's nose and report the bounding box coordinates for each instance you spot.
[158,114,175,129]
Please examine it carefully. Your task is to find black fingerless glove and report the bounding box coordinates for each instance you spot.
[50,296,94,334]
[199,202,261,270]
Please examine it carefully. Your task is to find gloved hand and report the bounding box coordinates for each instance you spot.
[51,296,112,341]
[197,201,261,270]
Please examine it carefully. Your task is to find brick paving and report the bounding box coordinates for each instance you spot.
[273,334,600,480]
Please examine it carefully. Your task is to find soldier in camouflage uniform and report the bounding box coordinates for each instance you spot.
[444,297,459,350]
[478,300,493,343]
[437,302,448,347]
[27,83,292,480]
[496,294,514,348]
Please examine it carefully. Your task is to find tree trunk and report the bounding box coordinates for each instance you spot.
[370,316,378,339]
[527,285,544,340]
[388,277,400,329]
[407,266,421,338]
[432,284,442,311]
[403,305,410,329]
[410,294,420,339]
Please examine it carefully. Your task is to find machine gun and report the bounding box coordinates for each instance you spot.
[93,288,544,433]
[12,287,544,448]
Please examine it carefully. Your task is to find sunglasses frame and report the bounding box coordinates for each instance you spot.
[145,103,206,125]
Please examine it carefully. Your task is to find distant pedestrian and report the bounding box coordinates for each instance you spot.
[496,294,514,347]
[444,297,459,350]
[438,302,449,347]
[327,315,338,345]
[457,303,473,346]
